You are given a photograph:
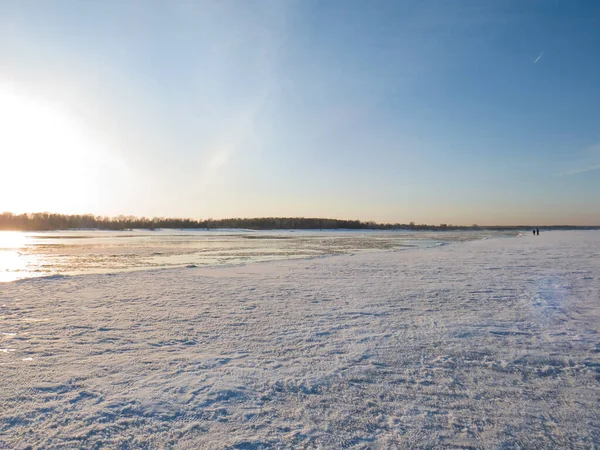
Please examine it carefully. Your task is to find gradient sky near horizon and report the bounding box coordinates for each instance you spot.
[1,0,599,225]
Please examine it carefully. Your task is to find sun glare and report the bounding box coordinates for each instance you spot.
[0,231,30,282]
[0,82,102,213]
[0,231,27,249]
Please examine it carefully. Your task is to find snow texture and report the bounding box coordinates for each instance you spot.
[0,231,599,449]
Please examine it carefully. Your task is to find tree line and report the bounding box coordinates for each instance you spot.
[0,212,597,232]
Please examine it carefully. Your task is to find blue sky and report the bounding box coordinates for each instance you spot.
[1,0,599,225]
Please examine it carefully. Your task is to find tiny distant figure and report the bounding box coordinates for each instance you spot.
[533,229,536,236]
[536,228,540,235]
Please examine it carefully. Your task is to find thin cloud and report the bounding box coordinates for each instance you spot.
[560,164,600,176]
[557,143,600,176]
[534,52,543,63]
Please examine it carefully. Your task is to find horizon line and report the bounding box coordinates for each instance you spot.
[0,211,599,229]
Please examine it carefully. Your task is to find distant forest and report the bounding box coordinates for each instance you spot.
[0,212,598,232]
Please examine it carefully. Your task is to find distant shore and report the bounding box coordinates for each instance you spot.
[1,212,599,232]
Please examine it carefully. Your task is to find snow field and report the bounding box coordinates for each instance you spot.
[0,231,599,448]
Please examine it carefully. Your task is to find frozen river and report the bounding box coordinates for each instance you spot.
[0,229,515,282]
[0,231,598,448]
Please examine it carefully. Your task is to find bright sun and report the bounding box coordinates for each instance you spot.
[0,81,102,214]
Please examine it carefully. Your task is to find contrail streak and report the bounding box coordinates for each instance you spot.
[534,52,543,63]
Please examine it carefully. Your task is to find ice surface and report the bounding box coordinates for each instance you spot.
[0,229,512,282]
[0,231,598,448]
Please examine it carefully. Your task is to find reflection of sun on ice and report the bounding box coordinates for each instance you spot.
[0,81,105,213]
[0,231,30,282]
[0,231,27,249]
[0,249,28,282]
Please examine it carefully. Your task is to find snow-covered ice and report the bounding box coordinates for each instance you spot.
[0,231,598,448]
